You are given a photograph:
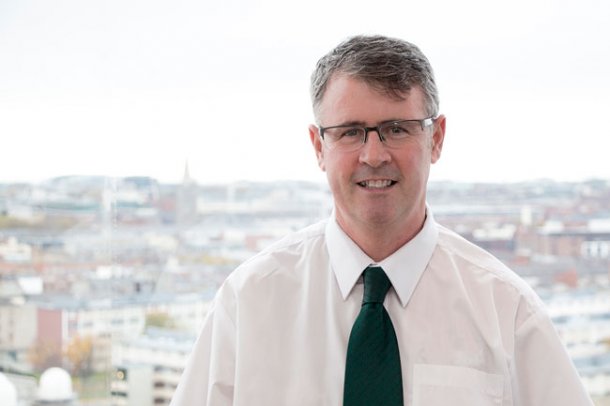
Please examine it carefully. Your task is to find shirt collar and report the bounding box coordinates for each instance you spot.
[326,206,439,307]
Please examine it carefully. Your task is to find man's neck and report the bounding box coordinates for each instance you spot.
[337,210,427,263]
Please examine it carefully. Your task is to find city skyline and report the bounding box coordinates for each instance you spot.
[2,177,610,404]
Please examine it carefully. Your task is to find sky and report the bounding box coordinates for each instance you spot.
[1,0,609,185]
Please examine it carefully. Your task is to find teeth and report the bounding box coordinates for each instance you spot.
[360,180,393,188]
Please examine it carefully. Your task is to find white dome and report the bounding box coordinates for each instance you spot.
[38,367,74,401]
[0,372,18,406]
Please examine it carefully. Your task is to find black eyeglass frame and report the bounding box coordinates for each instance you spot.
[318,117,437,147]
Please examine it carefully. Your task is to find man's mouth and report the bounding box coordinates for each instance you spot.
[357,179,396,189]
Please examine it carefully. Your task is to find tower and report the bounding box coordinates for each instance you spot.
[176,161,198,227]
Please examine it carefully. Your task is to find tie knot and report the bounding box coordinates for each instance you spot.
[362,266,391,304]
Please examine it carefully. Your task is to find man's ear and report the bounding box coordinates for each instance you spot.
[430,115,446,164]
[309,124,326,171]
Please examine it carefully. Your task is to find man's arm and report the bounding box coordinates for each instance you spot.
[170,284,237,406]
[511,308,593,405]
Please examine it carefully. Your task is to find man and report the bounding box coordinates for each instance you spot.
[170,35,593,405]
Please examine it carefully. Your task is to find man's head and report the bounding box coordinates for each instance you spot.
[310,35,439,122]
[308,35,446,259]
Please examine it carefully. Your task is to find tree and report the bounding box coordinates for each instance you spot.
[145,311,176,329]
[64,335,93,377]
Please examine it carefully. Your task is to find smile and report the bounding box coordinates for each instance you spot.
[357,179,396,189]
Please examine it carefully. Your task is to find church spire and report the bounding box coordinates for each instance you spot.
[183,160,192,184]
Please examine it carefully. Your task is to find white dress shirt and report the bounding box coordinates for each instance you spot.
[170,210,593,406]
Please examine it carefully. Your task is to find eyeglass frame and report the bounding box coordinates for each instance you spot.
[317,116,437,150]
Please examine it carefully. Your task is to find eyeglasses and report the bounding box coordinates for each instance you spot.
[318,117,436,152]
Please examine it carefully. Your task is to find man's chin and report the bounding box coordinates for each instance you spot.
[358,208,398,227]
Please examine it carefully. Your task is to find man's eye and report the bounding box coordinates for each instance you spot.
[342,128,361,137]
[388,125,408,134]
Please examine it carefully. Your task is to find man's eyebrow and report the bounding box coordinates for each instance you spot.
[327,118,412,127]
[380,118,411,124]
[333,119,393,126]
[328,120,366,127]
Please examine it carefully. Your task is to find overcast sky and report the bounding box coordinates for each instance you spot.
[1,0,609,184]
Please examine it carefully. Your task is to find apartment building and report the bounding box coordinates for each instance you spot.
[111,328,194,406]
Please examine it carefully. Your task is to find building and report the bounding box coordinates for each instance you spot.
[0,276,41,370]
[111,364,153,406]
[544,287,610,398]
[112,328,195,406]
[33,292,211,372]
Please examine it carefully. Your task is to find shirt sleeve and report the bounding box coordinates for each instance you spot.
[169,282,237,406]
[511,308,593,406]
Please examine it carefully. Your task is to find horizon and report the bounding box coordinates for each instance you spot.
[2,172,610,187]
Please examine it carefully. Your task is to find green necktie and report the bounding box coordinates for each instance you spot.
[344,266,404,406]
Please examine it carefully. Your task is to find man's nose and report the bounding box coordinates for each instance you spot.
[359,130,391,167]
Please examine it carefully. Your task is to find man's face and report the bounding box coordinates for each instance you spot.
[309,74,445,238]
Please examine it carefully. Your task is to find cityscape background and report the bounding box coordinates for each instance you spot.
[1,171,610,404]
[2,0,610,404]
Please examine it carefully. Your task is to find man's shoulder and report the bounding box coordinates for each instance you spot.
[257,218,328,256]
[433,223,542,308]
[226,218,328,287]
[435,224,511,271]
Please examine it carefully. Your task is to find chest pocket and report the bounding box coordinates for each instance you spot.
[412,364,504,406]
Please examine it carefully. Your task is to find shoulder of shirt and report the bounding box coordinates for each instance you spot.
[222,218,328,288]
[434,222,546,315]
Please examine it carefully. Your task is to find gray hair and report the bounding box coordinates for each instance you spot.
[310,35,439,120]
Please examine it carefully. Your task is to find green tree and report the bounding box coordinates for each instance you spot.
[145,311,176,329]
